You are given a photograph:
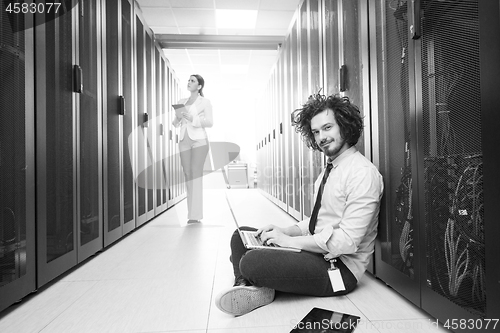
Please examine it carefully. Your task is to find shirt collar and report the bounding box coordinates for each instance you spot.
[327,146,358,169]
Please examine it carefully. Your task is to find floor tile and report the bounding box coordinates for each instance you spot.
[0,281,97,333]
[40,278,213,333]
[346,273,430,321]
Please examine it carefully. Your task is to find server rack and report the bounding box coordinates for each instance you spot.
[134,9,147,226]
[154,45,163,214]
[144,27,155,222]
[278,52,287,211]
[371,0,500,329]
[309,0,325,188]
[121,0,136,235]
[322,0,340,95]
[158,55,168,212]
[0,7,36,312]
[167,67,175,206]
[299,0,313,219]
[35,2,78,286]
[102,0,136,247]
[290,19,302,220]
[77,0,103,262]
[103,0,122,246]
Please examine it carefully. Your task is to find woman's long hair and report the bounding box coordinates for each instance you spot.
[191,74,205,97]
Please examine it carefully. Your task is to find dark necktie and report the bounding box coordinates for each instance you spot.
[308,162,333,234]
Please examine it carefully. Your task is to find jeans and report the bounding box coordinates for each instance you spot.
[230,227,358,296]
[179,136,209,220]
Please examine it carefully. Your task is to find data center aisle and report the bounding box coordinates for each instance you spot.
[0,171,450,332]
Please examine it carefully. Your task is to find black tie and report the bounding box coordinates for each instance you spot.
[309,162,333,234]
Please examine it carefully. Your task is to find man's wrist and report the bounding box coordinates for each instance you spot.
[284,225,302,237]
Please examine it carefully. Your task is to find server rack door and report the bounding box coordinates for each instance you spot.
[177,79,185,200]
[0,9,35,312]
[371,0,421,306]
[340,0,370,158]
[154,47,164,213]
[279,56,287,210]
[172,75,178,201]
[309,0,324,187]
[271,72,277,200]
[276,59,282,203]
[175,75,181,198]
[145,30,155,221]
[299,0,313,218]
[135,14,147,225]
[416,0,500,327]
[36,3,78,286]
[77,0,103,261]
[323,0,340,94]
[122,0,135,234]
[103,0,124,246]
[272,73,278,199]
[167,67,174,205]
[283,36,292,214]
[173,70,178,200]
[160,57,168,210]
[290,21,302,220]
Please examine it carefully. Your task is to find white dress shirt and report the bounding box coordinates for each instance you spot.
[297,146,384,281]
[172,96,213,141]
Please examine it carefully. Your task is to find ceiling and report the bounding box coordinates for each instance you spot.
[136,0,303,100]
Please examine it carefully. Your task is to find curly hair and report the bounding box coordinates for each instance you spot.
[291,93,363,151]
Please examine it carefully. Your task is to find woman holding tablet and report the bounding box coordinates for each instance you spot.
[172,74,213,223]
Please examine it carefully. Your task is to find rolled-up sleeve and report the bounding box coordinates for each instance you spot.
[296,218,311,236]
[313,166,382,257]
[192,100,213,128]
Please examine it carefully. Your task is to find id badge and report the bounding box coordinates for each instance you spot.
[328,259,346,292]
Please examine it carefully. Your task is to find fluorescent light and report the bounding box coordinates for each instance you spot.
[216,9,258,29]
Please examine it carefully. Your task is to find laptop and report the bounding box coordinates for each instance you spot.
[224,192,301,252]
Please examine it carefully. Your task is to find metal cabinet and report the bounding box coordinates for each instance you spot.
[35,2,78,286]
[371,0,500,329]
[0,7,35,313]
[103,0,136,246]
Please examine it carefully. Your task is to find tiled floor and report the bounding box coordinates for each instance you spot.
[0,172,451,332]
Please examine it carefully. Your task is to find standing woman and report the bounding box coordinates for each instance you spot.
[173,74,213,223]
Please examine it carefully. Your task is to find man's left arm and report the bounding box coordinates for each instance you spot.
[313,167,383,256]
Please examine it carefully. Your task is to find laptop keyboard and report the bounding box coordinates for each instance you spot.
[244,232,276,247]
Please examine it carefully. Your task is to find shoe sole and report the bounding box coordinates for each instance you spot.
[215,286,275,316]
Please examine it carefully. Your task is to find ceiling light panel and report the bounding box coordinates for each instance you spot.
[173,9,217,27]
[215,0,259,10]
[168,0,214,9]
[215,9,258,29]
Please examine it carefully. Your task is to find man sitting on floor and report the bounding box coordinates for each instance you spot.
[215,93,384,316]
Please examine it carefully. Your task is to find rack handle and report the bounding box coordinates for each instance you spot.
[74,65,83,93]
[339,65,347,92]
[119,96,126,115]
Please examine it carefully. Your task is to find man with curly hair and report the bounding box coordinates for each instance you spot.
[215,93,384,316]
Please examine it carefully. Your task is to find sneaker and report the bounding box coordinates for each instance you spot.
[215,285,275,316]
[233,276,250,287]
[187,219,201,224]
